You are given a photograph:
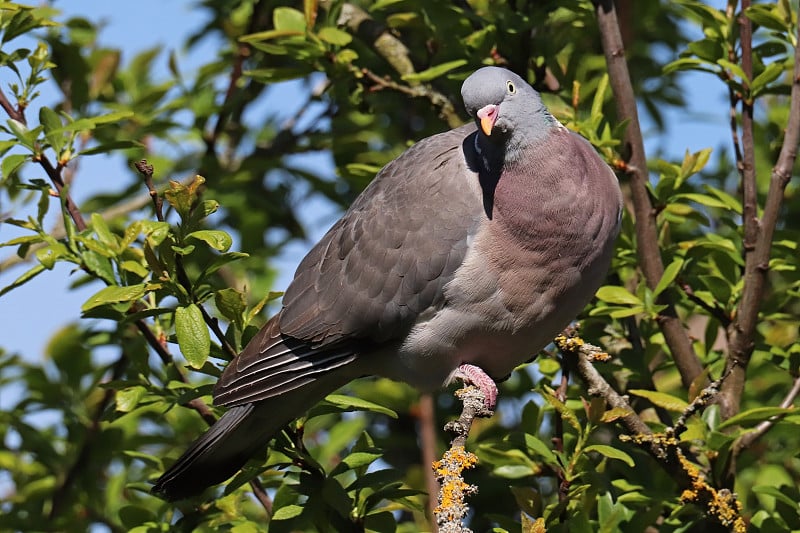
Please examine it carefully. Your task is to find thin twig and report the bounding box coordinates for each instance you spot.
[1,175,197,273]
[553,357,569,503]
[0,86,87,232]
[678,280,732,327]
[134,160,164,222]
[361,68,461,129]
[36,154,87,232]
[720,8,800,419]
[49,353,129,519]
[735,373,800,454]
[593,0,705,389]
[0,86,24,122]
[248,478,273,516]
[204,0,269,154]
[671,369,731,438]
[418,393,441,527]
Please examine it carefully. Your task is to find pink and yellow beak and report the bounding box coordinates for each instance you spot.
[477,104,498,136]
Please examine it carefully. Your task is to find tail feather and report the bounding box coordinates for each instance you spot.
[151,404,268,500]
[152,372,352,500]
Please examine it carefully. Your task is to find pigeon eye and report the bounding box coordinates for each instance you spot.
[506,81,516,94]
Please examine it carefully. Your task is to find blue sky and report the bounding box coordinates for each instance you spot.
[0,1,730,375]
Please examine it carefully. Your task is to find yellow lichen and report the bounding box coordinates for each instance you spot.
[433,445,479,529]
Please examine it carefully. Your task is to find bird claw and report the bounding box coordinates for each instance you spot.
[454,363,499,411]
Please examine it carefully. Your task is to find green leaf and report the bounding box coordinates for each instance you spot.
[239,29,305,43]
[35,241,69,269]
[79,139,144,156]
[751,62,786,98]
[1,153,28,178]
[317,27,352,46]
[187,230,232,252]
[91,212,118,249]
[751,485,800,509]
[199,252,249,282]
[116,386,146,413]
[494,464,538,478]
[628,389,689,412]
[215,288,246,329]
[717,59,749,84]
[654,258,683,296]
[175,304,211,369]
[591,73,609,120]
[324,394,397,418]
[745,4,790,32]
[331,451,383,475]
[524,434,558,465]
[541,389,581,432]
[663,57,714,75]
[674,192,732,210]
[81,250,117,285]
[0,263,45,297]
[595,285,643,306]
[6,118,36,149]
[717,406,795,430]
[82,284,147,312]
[583,444,635,467]
[687,39,724,63]
[273,7,307,32]
[39,106,65,152]
[402,59,467,83]
[701,184,742,214]
[272,504,305,521]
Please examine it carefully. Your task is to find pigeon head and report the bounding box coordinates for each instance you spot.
[461,67,556,158]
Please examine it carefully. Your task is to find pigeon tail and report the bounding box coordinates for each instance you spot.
[152,371,351,500]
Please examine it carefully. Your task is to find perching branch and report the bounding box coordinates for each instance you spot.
[720,9,800,419]
[433,386,489,533]
[593,0,705,389]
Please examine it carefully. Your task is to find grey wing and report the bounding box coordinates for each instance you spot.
[280,123,483,345]
[213,124,483,407]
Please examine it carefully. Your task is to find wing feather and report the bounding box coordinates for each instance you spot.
[213,123,484,407]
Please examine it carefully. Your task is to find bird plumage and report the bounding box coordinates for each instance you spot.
[152,66,622,500]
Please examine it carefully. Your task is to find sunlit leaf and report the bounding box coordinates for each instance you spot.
[175,304,211,369]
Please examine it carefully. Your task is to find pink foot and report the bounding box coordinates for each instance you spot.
[454,364,499,410]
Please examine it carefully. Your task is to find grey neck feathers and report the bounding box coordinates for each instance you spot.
[475,106,558,172]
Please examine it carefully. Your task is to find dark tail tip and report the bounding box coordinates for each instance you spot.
[151,404,261,500]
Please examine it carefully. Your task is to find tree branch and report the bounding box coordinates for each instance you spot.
[0,86,87,232]
[720,7,800,418]
[593,0,705,389]
[331,1,462,128]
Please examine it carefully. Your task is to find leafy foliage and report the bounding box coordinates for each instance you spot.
[1,1,799,531]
